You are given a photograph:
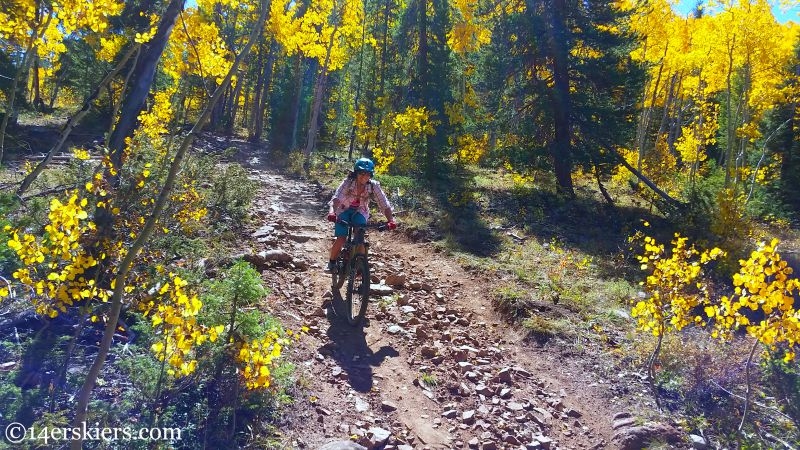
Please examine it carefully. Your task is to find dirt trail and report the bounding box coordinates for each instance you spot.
[237,156,652,450]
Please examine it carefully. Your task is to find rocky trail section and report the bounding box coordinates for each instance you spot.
[235,160,686,450]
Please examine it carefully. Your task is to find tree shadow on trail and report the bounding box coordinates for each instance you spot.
[430,169,503,257]
[321,290,399,393]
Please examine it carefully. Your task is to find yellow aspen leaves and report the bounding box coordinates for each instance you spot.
[631,234,724,337]
[269,0,365,71]
[1,191,111,317]
[236,332,290,389]
[145,273,227,376]
[634,232,799,363]
[625,0,798,187]
[707,239,800,362]
[454,133,489,165]
[237,324,307,390]
[163,9,232,84]
[448,0,492,54]
[372,147,395,175]
[393,106,435,136]
[0,0,124,102]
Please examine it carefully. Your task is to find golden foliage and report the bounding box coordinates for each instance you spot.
[269,0,364,71]
[448,0,492,54]
[393,106,435,136]
[706,239,800,362]
[631,232,724,337]
[624,0,799,189]
[147,274,224,376]
[3,193,107,318]
[164,9,232,84]
[454,133,488,164]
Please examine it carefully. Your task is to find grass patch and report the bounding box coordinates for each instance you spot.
[420,372,438,389]
[522,315,574,343]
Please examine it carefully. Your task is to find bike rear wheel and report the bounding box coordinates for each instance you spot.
[345,255,370,326]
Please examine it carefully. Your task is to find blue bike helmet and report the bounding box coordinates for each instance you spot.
[354,158,375,176]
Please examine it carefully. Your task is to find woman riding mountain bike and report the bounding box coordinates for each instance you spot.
[326,158,396,273]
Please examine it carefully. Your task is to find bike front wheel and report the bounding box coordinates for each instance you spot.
[345,255,370,326]
[332,257,347,290]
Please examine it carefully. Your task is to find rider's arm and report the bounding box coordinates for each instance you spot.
[371,181,394,221]
[330,178,348,213]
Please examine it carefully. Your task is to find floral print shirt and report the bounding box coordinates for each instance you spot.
[329,178,392,221]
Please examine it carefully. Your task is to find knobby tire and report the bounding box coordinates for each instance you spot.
[332,256,347,290]
[345,255,370,326]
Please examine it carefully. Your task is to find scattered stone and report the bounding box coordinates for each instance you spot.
[387,325,403,335]
[385,273,407,286]
[496,367,513,384]
[318,441,367,450]
[442,409,458,419]
[513,367,533,378]
[381,401,398,412]
[451,348,469,362]
[612,422,682,450]
[566,408,582,418]
[286,233,312,243]
[462,410,476,425]
[370,284,394,296]
[689,434,709,449]
[355,397,370,413]
[458,362,475,373]
[481,440,498,450]
[367,427,391,448]
[506,402,525,412]
[475,384,493,396]
[421,346,438,359]
[261,249,293,262]
[400,305,417,314]
[612,417,635,430]
[533,434,553,450]
[503,433,521,445]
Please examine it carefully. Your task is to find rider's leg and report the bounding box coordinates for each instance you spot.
[330,236,346,260]
[350,212,367,255]
[328,209,352,272]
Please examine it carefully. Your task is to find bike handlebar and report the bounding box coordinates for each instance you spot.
[336,220,390,231]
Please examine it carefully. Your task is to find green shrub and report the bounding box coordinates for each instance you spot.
[762,349,800,428]
[0,193,18,274]
[287,151,306,176]
[200,260,272,339]
[375,174,426,212]
[207,164,257,225]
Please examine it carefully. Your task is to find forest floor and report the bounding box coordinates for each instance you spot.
[224,142,690,450]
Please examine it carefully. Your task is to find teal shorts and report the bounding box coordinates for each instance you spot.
[334,208,366,237]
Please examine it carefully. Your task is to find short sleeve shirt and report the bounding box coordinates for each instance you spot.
[330,178,392,221]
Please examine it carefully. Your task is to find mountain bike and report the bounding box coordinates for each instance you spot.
[331,221,388,326]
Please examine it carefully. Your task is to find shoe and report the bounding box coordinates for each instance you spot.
[326,260,336,273]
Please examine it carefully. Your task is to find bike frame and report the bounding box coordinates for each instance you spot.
[332,220,387,325]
